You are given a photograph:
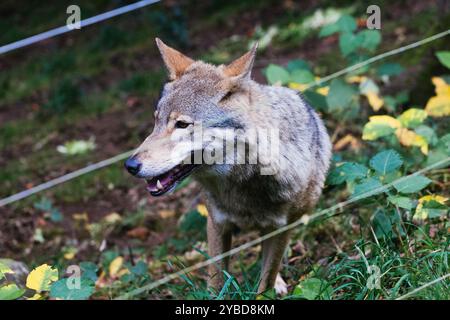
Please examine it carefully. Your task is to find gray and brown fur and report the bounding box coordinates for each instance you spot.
[129,38,332,294]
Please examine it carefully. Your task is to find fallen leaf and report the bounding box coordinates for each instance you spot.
[109,257,124,278]
[127,227,149,240]
[103,212,121,224]
[159,209,176,219]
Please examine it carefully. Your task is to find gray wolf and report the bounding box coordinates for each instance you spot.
[125,38,331,295]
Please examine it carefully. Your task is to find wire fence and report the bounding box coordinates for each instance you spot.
[0,0,160,55]
[1,28,449,208]
[1,3,449,301]
[115,157,449,299]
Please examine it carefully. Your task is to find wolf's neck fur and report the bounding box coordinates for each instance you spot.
[194,83,331,229]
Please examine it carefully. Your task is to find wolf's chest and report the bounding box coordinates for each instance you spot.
[205,179,289,229]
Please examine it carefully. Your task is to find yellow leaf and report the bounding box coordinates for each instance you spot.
[431,77,450,96]
[398,108,428,128]
[365,92,384,111]
[197,204,209,217]
[159,209,176,219]
[368,116,401,128]
[415,195,448,220]
[288,82,308,91]
[333,134,361,151]
[347,75,367,83]
[117,269,130,277]
[103,212,121,224]
[418,195,448,205]
[316,86,329,96]
[362,116,400,141]
[64,252,76,260]
[425,95,450,117]
[26,264,58,292]
[109,256,124,277]
[425,77,450,117]
[395,128,428,154]
[72,212,89,222]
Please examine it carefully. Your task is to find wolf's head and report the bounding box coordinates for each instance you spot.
[125,38,259,196]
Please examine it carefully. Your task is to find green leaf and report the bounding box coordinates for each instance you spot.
[327,162,368,185]
[319,23,340,37]
[293,278,331,300]
[80,262,98,283]
[398,108,428,128]
[415,125,438,146]
[372,209,405,239]
[436,51,450,69]
[393,175,432,194]
[369,149,403,175]
[356,30,381,51]
[0,284,25,300]
[359,78,379,95]
[49,278,94,300]
[362,121,396,140]
[287,59,311,72]
[303,90,328,111]
[376,63,404,77]
[265,64,290,85]
[0,262,14,279]
[415,200,448,220]
[326,79,357,111]
[339,32,359,56]
[130,261,148,276]
[388,196,416,210]
[290,69,315,84]
[352,178,383,198]
[336,15,357,33]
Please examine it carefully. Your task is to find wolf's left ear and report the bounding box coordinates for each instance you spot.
[223,43,258,79]
[155,38,194,80]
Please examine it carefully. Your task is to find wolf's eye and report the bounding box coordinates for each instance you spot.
[175,120,191,129]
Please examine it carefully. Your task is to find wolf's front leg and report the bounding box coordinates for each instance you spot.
[258,230,291,294]
[207,215,232,294]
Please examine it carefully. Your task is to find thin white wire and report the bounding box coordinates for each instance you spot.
[1,28,449,207]
[305,28,450,90]
[0,0,160,55]
[395,273,450,300]
[0,150,134,207]
[115,157,450,299]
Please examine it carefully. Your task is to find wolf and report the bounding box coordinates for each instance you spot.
[125,38,332,295]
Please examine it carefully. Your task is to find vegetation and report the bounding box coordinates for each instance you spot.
[0,1,448,300]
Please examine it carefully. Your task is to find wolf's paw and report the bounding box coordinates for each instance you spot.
[274,273,288,296]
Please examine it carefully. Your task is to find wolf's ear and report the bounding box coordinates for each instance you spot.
[155,38,194,80]
[223,43,258,79]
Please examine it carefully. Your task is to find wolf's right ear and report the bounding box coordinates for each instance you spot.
[223,43,258,79]
[155,38,194,80]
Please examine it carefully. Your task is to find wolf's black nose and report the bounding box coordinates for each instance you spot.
[125,157,142,176]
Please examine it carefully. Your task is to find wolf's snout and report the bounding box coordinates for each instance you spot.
[125,157,142,176]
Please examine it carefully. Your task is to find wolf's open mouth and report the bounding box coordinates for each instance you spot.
[146,163,200,196]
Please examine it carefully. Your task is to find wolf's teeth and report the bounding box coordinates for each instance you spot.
[156,180,163,190]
